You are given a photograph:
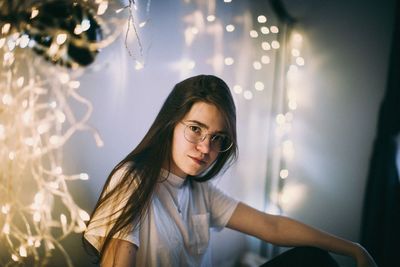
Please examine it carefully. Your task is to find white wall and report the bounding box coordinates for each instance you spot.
[59,0,396,266]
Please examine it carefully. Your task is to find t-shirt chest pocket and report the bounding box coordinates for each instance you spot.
[190,213,210,254]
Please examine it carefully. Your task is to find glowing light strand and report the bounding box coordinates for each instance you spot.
[0,0,138,266]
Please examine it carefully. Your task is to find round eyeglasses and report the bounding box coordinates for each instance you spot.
[180,122,233,152]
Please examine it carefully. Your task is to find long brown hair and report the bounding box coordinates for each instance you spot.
[83,74,238,262]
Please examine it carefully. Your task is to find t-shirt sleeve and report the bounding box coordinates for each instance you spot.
[84,166,140,252]
[206,182,239,231]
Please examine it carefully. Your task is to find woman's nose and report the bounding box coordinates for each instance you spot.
[196,135,212,153]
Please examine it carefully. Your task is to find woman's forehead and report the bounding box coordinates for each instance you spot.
[183,102,226,131]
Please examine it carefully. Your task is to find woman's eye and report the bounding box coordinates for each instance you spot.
[189,125,202,133]
[211,135,224,142]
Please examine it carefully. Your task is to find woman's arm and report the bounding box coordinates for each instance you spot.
[101,239,137,267]
[226,202,377,267]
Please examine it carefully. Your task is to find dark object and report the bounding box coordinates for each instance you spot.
[361,1,400,267]
[260,247,339,267]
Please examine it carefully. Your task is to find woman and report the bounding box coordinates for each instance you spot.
[83,75,377,266]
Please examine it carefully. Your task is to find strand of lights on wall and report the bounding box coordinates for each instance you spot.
[274,29,305,212]
[180,0,280,100]
[0,1,140,265]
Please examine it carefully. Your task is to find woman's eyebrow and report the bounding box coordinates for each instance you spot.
[185,120,209,129]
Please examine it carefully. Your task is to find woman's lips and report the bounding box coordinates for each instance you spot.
[189,156,206,165]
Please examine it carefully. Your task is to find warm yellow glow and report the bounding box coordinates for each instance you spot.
[11,254,19,262]
[56,33,68,45]
[0,37,5,48]
[31,8,39,19]
[19,246,27,257]
[2,23,11,34]
[97,1,109,15]
[19,35,30,48]
[74,25,83,35]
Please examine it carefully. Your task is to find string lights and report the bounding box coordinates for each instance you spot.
[179,0,306,259]
[274,29,306,212]
[180,0,280,99]
[0,1,140,266]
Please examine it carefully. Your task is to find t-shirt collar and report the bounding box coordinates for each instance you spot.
[160,169,186,188]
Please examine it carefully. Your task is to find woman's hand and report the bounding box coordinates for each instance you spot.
[354,243,377,267]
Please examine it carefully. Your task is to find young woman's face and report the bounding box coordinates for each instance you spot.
[169,101,226,178]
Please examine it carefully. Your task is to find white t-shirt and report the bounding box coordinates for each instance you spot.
[84,168,239,266]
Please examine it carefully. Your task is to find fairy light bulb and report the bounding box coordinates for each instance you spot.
[280,169,289,179]
[2,23,11,34]
[255,81,264,91]
[31,8,39,19]
[257,15,267,23]
[135,61,144,70]
[270,26,279,33]
[56,33,67,45]
[81,19,91,31]
[276,114,286,124]
[261,55,270,64]
[271,40,280,49]
[74,25,83,35]
[291,48,300,57]
[11,254,19,262]
[79,173,89,180]
[0,38,6,48]
[78,209,90,221]
[207,15,216,22]
[97,2,108,15]
[33,212,41,222]
[262,42,271,50]
[233,85,243,94]
[19,246,27,257]
[249,30,258,38]
[253,61,262,70]
[16,76,24,87]
[243,90,253,100]
[296,56,305,66]
[19,35,30,48]
[224,57,234,65]
[226,24,235,32]
[260,26,269,34]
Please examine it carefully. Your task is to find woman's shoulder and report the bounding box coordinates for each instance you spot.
[107,162,139,192]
